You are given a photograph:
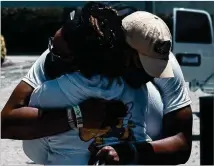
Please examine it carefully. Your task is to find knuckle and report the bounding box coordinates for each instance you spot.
[105,146,112,149]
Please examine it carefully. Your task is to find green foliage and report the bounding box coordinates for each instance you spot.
[1,7,64,54]
[1,35,7,64]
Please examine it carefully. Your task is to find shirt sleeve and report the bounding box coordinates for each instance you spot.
[152,52,192,115]
[29,74,89,108]
[22,49,49,88]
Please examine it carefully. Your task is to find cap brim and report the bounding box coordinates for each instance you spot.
[139,53,174,78]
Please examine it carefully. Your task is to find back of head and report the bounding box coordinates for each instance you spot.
[62,2,126,78]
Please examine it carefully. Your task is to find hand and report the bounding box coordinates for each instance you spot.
[88,142,137,165]
[79,98,127,129]
[95,146,120,165]
[78,98,128,141]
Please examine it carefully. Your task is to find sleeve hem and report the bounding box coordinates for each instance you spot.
[22,77,37,89]
[164,100,192,115]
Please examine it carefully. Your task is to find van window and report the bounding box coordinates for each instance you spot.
[176,11,212,44]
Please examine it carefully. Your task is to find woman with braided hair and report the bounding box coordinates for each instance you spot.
[61,2,126,78]
[44,2,127,81]
[2,2,151,165]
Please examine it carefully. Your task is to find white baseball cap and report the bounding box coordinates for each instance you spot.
[122,11,174,78]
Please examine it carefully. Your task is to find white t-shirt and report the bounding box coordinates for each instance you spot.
[22,50,191,164]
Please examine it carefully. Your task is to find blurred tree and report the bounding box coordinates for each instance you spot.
[1,7,64,55]
[1,35,7,64]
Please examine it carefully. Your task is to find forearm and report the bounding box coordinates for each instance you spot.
[2,117,70,140]
[1,107,71,139]
[134,133,191,165]
[2,107,39,125]
[134,106,193,165]
[2,106,67,125]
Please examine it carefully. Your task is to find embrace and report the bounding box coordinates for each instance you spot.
[2,2,193,165]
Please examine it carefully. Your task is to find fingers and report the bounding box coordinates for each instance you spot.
[96,146,119,164]
[107,150,119,162]
[96,146,112,156]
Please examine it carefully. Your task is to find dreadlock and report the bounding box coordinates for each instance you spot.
[61,2,126,79]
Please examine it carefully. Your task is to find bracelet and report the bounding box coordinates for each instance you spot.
[110,141,138,164]
[133,141,155,164]
[67,108,76,129]
[73,105,83,128]
[128,143,139,164]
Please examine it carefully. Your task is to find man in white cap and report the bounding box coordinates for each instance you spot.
[94,11,192,165]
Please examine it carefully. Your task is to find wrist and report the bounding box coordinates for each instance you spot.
[112,142,137,164]
[38,108,67,119]
[66,105,83,129]
[133,141,155,164]
[67,108,76,129]
[72,105,83,128]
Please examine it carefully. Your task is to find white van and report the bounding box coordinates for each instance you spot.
[157,8,214,94]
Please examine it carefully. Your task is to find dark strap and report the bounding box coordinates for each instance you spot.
[44,52,57,80]
[99,2,138,19]
[44,52,71,80]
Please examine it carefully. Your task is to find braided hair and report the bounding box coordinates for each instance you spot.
[61,2,126,79]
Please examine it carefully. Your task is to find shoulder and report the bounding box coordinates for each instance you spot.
[22,49,49,88]
[35,49,50,68]
[154,52,186,89]
[169,52,184,77]
[152,52,191,114]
